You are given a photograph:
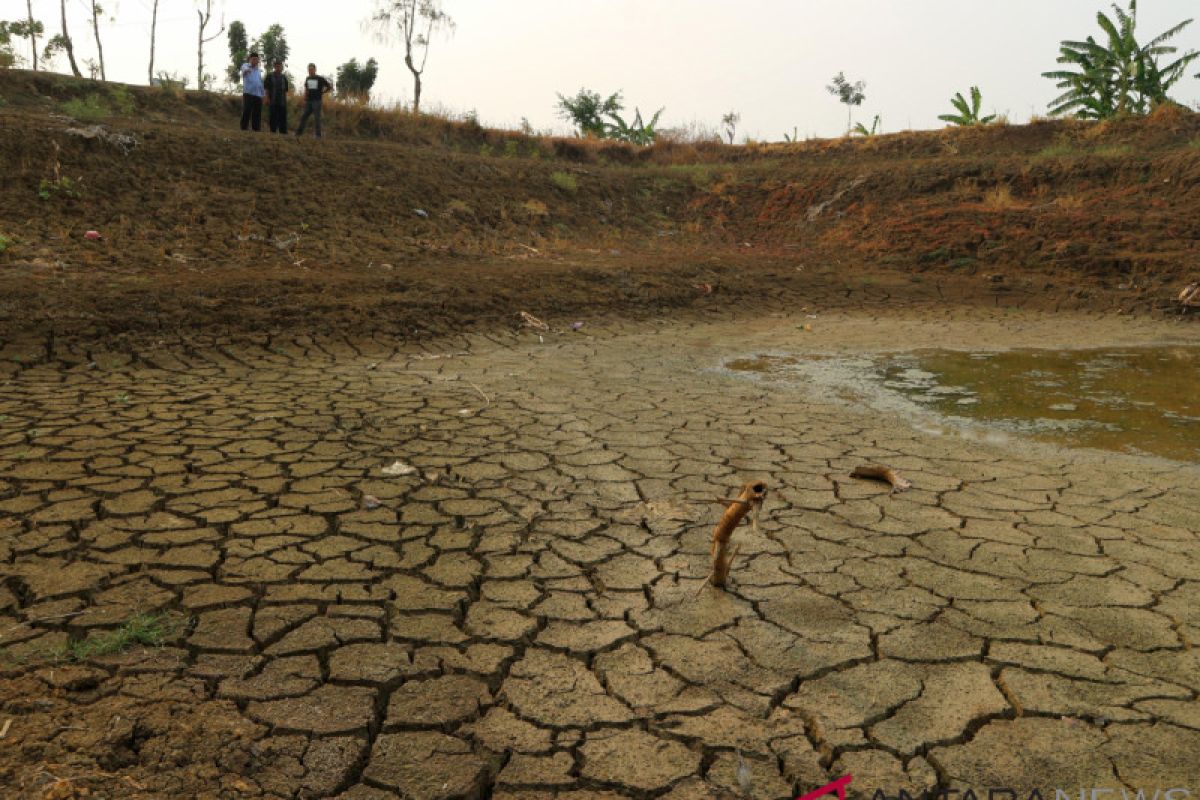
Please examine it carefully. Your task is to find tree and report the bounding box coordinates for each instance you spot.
[555,88,663,145]
[721,111,740,145]
[938,87,996,126]
[1043,1,1198,118]
[0,23,20,68]
[226,20,248,84]
[336,57,379,101]
[10,2,42,70]
[370,0,453,114]
[196,0,225,90]
[148,0,161,84]
[58,0,82,77]
[556,88,622,137]
[89,1,106,80]
[827,71,866,133]
[254,23,289,79]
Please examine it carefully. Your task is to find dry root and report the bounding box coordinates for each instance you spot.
[1180,283,1199,308]
[850,464,912,493]
[707,481,768,589]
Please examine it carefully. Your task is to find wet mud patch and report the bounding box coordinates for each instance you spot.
[726,346,1200,463]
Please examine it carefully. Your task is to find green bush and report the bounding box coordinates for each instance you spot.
[550,171,578,192]
[108,85,136,115]
[61,94,110,122]
[38,176,80,200]
[0,234,11,253]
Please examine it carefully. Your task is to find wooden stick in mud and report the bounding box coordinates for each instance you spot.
[850,464,912,493]
[708,481,768,589]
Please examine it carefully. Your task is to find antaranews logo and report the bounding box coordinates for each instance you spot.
[795,778,1192,800]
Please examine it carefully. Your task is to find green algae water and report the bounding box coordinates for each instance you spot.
[727,347,1200,463]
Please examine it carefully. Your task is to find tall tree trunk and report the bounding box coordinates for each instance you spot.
[90,1,106,80]
[195,1,223,91]
[148,0,159,84]
[61,0,82,77]
[25,0,39,70]
[405,53,422,114]
[196,10,204,89]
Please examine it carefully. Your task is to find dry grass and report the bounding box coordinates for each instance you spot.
[982,185,1023,210]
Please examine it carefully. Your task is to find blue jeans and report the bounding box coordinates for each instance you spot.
[297,100,323,138]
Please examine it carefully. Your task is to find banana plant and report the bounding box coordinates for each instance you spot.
[1043,1,1198,118]
[604,106,664,146]
[938,87,996,126]
[851,114,881,136]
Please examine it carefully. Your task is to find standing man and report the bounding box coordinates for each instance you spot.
[296,63,333,139]
[264,59,289,134]
[239,52,265,132]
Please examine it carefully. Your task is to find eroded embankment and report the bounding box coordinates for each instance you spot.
[2,73,1199,348]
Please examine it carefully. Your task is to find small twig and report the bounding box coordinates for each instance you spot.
[463,379,490,407]
[0,718,11,739]
[518,311,549,331]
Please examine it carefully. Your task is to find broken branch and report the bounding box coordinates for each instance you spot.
[706,481,768,589]
[850,464,912,493]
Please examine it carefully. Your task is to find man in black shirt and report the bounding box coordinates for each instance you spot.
[264,60,290,134]
[296,63,333,139]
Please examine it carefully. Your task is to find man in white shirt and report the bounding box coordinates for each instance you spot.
[239,52,265,132]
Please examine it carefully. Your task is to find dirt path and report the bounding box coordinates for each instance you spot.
[1,310,1198,798]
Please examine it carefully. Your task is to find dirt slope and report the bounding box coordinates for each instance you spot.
[1,70,1198,347]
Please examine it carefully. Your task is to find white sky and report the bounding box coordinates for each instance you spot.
[15,0,1200,140]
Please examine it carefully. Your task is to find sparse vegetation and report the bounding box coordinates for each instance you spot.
[550,171,578,192]
[0,233,11,253]
[39,176,80,200]
[61,93,109,122]
[939,87,996,126]
[47,613,187,663]
[154,71,189,92]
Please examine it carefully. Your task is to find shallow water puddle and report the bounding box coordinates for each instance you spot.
[726,347,1200,462]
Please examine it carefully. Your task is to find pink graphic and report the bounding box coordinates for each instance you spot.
[797,775,853,800]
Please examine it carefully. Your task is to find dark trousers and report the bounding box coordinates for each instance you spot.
[268,103,288,134]
[240,94,263,131]
[296,100,323,138]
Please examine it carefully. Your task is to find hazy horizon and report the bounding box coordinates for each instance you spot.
[13,0,1200,140]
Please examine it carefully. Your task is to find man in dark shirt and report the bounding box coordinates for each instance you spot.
[264,60,290,134]
[295,63,333,139]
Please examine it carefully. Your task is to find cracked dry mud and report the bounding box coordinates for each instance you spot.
[0,311,1198,799]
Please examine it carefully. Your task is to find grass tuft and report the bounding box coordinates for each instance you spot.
[48,613,188,663]
[550,171,579,193]
[61,94,111,123]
